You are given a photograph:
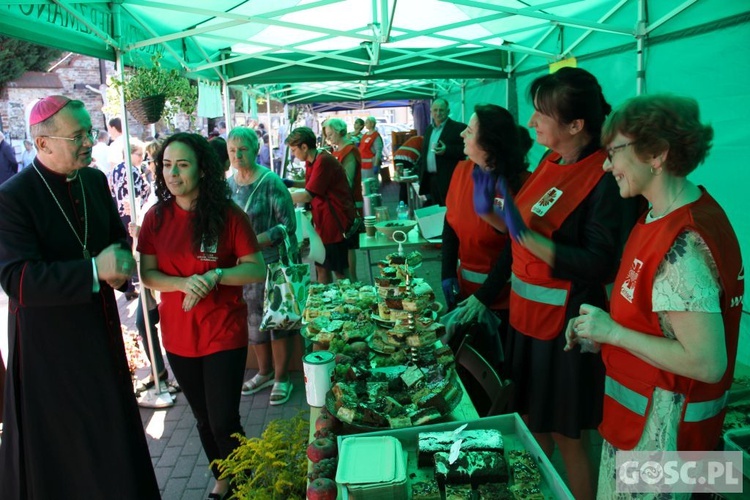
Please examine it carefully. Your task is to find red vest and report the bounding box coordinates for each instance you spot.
[509,150,607,339]
[445,160,510,310]
[600,189,744,451]
[358,131,381,169]
[332,144,363,205]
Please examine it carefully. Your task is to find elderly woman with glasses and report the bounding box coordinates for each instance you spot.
[324,117,363,281]
[226,126,300,405]
[565,94,743,498]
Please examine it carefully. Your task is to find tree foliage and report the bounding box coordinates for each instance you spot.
[0,36,62,91]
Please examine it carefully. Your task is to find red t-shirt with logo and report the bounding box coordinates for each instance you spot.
[137,201,259,357]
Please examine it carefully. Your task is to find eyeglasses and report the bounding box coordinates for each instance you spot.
[42,129,98,146]
[606,141,635,162]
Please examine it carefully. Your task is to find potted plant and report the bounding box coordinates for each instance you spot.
[110,53,192,126]
[212,411,309,499]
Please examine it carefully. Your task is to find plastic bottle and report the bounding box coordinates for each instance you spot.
[397,201,409,220]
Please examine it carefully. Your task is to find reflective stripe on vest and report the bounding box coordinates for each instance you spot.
[461,267,488,284]
[511,273,567,306]
[605,376,649,416]
[362,158,373,163]
[606,376,729,422]
[683,391,729,423]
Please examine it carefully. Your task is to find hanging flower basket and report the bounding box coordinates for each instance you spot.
[125,94,167,126]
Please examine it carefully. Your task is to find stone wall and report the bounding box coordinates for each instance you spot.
[0,54,155,145]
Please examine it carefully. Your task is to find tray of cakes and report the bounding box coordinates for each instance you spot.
[302,280,377,347]
[336,414,574,499]
[325,334,461,430]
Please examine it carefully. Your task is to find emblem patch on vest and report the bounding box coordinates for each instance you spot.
[620,258,644,303]
[531,187,562,216]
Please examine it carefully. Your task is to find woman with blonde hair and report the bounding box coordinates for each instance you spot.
[227,126,300,405]
[324,117,362,280]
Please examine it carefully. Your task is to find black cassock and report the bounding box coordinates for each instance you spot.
[0,162,159,499]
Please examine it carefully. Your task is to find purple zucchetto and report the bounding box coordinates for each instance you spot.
[29,95,71,125]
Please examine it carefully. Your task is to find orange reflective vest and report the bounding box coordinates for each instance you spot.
[509,150,606,339]
[358,131,381,170]
[445,160,511,310]
[600,189,744,451]
[332,144,363,206]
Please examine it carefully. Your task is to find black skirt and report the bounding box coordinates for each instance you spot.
[504,325,605,439]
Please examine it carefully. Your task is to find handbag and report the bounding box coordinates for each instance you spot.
[260,226,310,331]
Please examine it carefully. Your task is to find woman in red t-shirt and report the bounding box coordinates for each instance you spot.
[285,126,356,284]
[137,133,266,500]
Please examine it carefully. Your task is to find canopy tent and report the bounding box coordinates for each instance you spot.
[1,0,748,347]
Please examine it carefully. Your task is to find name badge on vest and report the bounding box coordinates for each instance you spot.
[531,187,562,216]
[493,197,505,210]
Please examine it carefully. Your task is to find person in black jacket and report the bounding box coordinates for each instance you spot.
[417,98,467,206]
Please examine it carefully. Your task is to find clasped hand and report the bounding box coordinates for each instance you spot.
[95,243,135,290]
[564,303,618,353]
[182,270,220,312]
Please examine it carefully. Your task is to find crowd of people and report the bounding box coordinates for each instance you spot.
[0,66,744,499]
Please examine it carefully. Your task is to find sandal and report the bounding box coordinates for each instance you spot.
[241,371,275,396]
[269,379,293,406]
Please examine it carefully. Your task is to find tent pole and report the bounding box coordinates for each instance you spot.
[222,80,232,133]
[460,81,466,123]
[113,32,169,405]
[636,0,647,95]
[266,90,272,147]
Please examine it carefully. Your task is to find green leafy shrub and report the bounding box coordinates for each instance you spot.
[213,411,309,499]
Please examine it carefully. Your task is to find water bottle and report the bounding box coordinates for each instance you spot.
[397,201,409,220]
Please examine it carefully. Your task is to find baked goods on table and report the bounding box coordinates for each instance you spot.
[418,429,504,467]
[434,451,508,487]
[329,360,461,429]
[302,280,376,345]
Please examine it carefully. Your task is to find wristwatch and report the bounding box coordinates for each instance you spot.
[214,268,223,286]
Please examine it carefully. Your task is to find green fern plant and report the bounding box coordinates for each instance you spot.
[213,411,309,499]
[110,53,183,102]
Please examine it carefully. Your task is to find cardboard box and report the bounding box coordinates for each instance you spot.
[414,205,446,242]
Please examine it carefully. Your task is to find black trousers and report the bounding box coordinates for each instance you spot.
[166,346,247,478]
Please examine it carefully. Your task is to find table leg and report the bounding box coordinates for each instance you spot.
[407,181,417,219]
[365,248,374,283]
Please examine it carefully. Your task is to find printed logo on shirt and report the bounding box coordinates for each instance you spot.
[531,187,562,216]
[198,240,218,262]
[620,258,644,303]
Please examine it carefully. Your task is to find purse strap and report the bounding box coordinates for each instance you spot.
[242,170,271,213]
[276,225,300,266]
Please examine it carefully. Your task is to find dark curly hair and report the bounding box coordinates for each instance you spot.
[474,104,528,193]
[153,132,232,253]
[601,94,713,177]
[529,67,612,148]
